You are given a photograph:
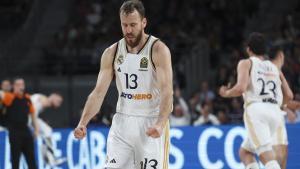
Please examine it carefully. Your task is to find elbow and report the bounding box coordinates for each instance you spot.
[236,85,247,95]
[286,92,294,101]
[88,89,101,99]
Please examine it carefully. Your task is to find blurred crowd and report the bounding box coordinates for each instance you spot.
[42,0,300,127]
[44,0,258,74]
[2,0,300,127]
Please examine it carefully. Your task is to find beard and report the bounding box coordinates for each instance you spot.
[124,30,143,48]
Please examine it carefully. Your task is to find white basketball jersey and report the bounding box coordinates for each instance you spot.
[31,94,44,117]
[114,35,160,116]
[243,57,283,106]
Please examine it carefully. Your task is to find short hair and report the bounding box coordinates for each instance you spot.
[246,32,266,55]
[13,77,24,84]
[1,78,11,83]
[268,45,283,60]
[120,0,145,18]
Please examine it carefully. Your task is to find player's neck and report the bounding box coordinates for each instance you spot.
[126,33,149,54]
[252,55,265,60]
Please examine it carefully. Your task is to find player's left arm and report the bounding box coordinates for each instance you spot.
[146,41,173,138]
[280,71,293,105]
[219,59,251,98]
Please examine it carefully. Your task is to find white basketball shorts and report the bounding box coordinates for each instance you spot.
[242,102,283,154]
[104,113,170,169]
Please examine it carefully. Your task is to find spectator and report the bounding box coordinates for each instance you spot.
[217,109,229,124]
[228,98,243,124]
[293,108,300,123]
[189,93,201,123]
[170,87,190,127]
[170,104,191,127]
[215,66,228,87]
[193,102,220,126]
[199,81,215,103]
[286,94,300,123]
[285,108,299,123]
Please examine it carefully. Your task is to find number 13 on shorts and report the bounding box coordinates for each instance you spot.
[140,158,158,169]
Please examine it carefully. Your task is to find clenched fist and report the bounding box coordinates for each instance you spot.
[146,124,164,138]
[74,125,87,139]
[219,85,229,98]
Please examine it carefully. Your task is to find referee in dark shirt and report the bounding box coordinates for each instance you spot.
[0,78,38,169]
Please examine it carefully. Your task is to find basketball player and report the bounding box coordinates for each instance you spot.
[219,32,292,169]
[238,45,293,169]
[74,1,173,169]
[30,93,66,167]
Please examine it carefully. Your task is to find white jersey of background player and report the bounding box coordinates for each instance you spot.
[219,32,292,169]
[74,1,173,169]
[239,45,293,169]
[31,93,66,167]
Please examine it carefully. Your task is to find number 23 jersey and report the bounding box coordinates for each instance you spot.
[114,35,160,117]
[243,57,283,106]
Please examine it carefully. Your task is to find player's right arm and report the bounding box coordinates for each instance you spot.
[219,59,251,98]
[74,44,116,139]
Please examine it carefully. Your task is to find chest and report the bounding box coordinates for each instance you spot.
[116,53,150,70]
[115,53,152,78]
[7,98,30,113]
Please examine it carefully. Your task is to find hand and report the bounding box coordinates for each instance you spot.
[146,123,164,138]
[74,125,87,139]
[219,85,229,98]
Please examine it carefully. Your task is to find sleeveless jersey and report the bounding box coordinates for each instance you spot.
[31,94,44,117]
[114,35,160,116]
[243,57,283,106]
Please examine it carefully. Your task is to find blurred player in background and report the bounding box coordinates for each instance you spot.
[239,45,293,169]
[219,32,292,169]
[74,0,173,168]
[0,79,12,130]
[30,93,66,167]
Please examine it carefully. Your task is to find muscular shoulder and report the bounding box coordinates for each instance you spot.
[152,40,170,56]
[237,59,251,69]
[100,43,118,68]
[152,40,171,66]
[103,43,118,59]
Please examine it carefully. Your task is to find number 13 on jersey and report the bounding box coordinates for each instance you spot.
[124,73,138,89]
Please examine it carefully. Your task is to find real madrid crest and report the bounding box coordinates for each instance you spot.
[140,57,148,68]
[117,55,124,65]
